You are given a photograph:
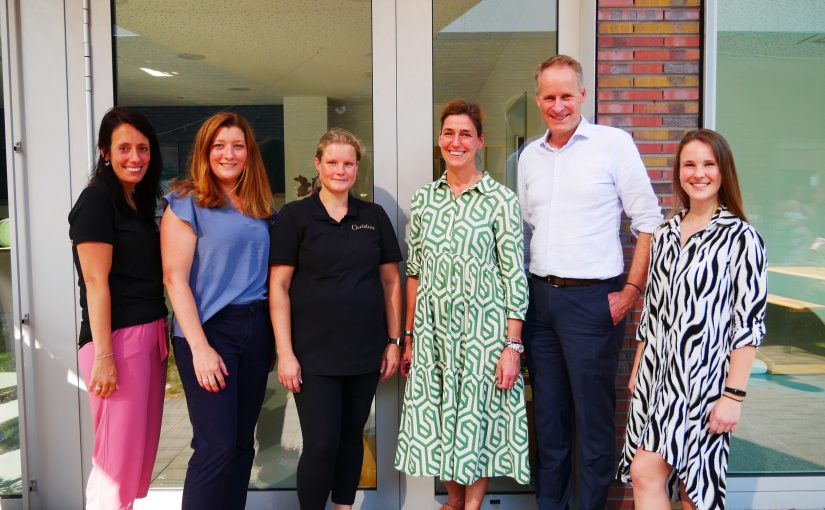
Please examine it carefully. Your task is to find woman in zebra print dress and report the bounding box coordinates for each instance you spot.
[617,129,767,510]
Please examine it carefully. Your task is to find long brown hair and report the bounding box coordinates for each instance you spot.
[672,129,747,221]
[170,112,272,218]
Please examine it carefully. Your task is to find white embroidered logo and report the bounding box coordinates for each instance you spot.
[352,224,376,231]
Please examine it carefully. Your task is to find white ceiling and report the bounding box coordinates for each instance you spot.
[114,0,480,106]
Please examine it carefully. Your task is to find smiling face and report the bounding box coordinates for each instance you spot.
[103,123,151,193]
[535,64,585,147]
[209,126,248,192]
[315,142,358,195]
[679,140,722,211]
[438,114,484,171]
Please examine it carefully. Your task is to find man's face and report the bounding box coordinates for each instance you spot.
[535,65,585,143]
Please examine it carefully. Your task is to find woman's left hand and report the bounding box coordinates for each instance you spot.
[380,344,400,382]
[708,396,742,434]
[496,347,521,390]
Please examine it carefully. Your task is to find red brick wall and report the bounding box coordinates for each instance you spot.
[595,1,702,508]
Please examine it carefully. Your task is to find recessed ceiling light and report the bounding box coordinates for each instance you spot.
[140,67,174,77]
[228,87,250,92]
[177,53,206,60]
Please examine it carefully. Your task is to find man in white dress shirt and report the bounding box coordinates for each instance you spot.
[517,54,663,510]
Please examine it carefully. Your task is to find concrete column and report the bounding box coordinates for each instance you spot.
[283,96,328,203]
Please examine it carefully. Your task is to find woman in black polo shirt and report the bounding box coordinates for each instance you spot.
[68,107,167,510]
[269,128,403,510]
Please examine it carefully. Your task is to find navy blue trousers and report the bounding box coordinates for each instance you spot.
[523,277,626,510]
[173,301,274,510]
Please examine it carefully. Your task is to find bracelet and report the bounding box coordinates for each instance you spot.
[724,386,747,397]
[625,281,643,294]
[95,352,114,360]
[722,393,743,403]
[387,337,402,347]
[506,336,522,344]
[403,330,414,338]
[504,341,525,354]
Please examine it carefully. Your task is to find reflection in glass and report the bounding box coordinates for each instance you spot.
[0,32,23,497]
[433,0,557,193]
[433,0,557,494]
[717,0,825,474]
[113,0,375,490]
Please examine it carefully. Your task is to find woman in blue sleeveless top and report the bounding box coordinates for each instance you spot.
[160,112,274,510]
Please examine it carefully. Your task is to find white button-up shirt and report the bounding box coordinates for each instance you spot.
[517,117,663,279]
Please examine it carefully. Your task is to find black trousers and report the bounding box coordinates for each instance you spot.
[174,301,274,510]
[294,371,380,510]
[523,277,626,510]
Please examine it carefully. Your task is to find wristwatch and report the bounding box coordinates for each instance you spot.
[387,336,402,347]
[505,341,524,354]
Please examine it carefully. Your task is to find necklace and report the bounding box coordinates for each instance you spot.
[447,171,482,197]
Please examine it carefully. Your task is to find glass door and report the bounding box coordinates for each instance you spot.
[0,1,26,507]
[429,0,557,506]
[111,1,400,508]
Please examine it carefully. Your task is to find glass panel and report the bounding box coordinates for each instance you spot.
[0,30,23,497]
[113,0,375,490]
[717,0,825,475]
[432,0,557,494]
[433,0,557,192]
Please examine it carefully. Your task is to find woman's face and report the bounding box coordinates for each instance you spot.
[315,143,358,195]
[209,126,248,192]
[679,140,722,210]
[103,123,151,192]
[438,114,484,170]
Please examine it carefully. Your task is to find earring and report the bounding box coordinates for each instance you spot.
[104,160,111,167]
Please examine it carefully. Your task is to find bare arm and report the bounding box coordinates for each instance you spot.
[160,206,228,392]
[628,341,644,395]
[379,262,402,381]
[708,345,757,434]
[76,242,118,398]
[400,275,418,378]
[608,232,652,324]
[269,264,301,392]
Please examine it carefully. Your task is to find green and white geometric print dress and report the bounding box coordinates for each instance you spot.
[394,172,531,485]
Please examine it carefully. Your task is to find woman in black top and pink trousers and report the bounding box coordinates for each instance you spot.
[69,107,168,510]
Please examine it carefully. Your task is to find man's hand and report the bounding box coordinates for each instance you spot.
[607,286,640,325]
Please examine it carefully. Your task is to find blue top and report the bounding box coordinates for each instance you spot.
[164,191,270,338]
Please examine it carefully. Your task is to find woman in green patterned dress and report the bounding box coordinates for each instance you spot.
[395,99,530,510]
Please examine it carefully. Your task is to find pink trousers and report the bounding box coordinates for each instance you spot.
[78,318,168,510]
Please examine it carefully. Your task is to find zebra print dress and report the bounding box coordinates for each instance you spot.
[617,207,767,510]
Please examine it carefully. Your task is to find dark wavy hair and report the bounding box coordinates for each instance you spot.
[89,107,163,221]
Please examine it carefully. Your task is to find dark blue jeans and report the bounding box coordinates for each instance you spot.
[523,277,626,510]
[174,301,274,510]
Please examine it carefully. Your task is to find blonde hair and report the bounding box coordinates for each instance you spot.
[315,127,363,162]
[170,112,272,218]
